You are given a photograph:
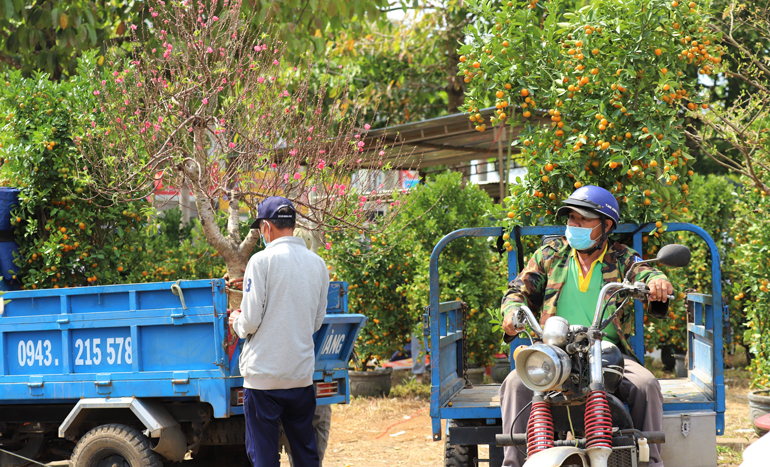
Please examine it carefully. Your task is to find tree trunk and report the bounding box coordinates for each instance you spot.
[224,257,250,310]
[445,8,468,114]
[187,126,260,310]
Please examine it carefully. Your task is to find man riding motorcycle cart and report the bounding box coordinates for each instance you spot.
[500,185,674,467]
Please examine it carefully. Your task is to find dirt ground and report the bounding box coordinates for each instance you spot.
[279,365,760,467]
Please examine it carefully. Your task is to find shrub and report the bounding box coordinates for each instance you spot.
[0,57,237,289]
[324,172,505,369]
[401,172,505,366]
[461,0,721,257]
[731,185,770,388]
[0,64,151,289]
[643,174,738,354]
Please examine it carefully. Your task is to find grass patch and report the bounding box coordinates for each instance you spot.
[717,445,743,464]
[390,375,431,400]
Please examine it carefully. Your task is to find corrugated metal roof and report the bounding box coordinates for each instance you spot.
[364,107,548,169]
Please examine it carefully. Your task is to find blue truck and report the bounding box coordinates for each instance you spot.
[427,223,727,467]
[0,279,365,466]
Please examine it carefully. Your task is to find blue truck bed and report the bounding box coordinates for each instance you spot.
[427,224,726,467]
[0,279,365,464]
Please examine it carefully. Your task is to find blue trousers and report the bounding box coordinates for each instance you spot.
[243,386,319,467]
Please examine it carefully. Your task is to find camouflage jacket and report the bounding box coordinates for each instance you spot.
[501,237,667,357]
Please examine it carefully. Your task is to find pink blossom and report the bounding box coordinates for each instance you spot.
[202,98,208,104]
[338,65,343,69]
[212,16,219,21]
[355,134,360,139]
[294,173,301,180]
[273,60,280,66]
[131,24,137,30]
[325,243,332,250]
[206,47,213,54]
[283,90,289,97]
[113,71,119,77]
[317,160,325,170]
[364,124,371,130]
[257,76,265,84]
[91,121,96,128]
[289,149,297,156]
[188,127,194,132]
[93,90,100,95]
[271,163,277,169]
[151,12,158,17]
[228,142,236,149]
[319,150,325,154]
[357,141,365,148]
[101,80,106,86]
[283,173,289,182]
[357,159,362,163]
[379,150,385,156]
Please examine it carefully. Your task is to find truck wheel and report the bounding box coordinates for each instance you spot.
[445,421,478,467]
[70,424,162,467]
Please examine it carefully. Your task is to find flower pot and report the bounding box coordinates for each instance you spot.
[748,389,770,435]
[673,353,687,378]
[349,367,392,398]
[491,356,512,383]
[466,367,485,385]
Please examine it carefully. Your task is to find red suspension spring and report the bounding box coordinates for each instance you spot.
[585,390,613,449]
[526,400,555,456]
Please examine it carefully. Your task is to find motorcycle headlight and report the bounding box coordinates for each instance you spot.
[515,344,572,392]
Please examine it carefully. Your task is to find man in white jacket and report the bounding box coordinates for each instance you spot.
[229,196,329,467]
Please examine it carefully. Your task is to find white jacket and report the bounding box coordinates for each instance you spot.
[233,236,328,390]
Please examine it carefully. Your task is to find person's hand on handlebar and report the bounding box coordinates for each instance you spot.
[503,308,523,336]
[648,278,674,302]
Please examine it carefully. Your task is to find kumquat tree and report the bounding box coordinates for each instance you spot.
[67,0,415,306]
[460,0,721,241]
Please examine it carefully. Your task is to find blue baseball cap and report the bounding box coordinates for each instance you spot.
[251,196,296,229]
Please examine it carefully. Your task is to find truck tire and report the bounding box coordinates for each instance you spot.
[445,421,478,467]
[70,424,162,467]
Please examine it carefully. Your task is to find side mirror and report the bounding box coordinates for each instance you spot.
[656,244,691,268]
